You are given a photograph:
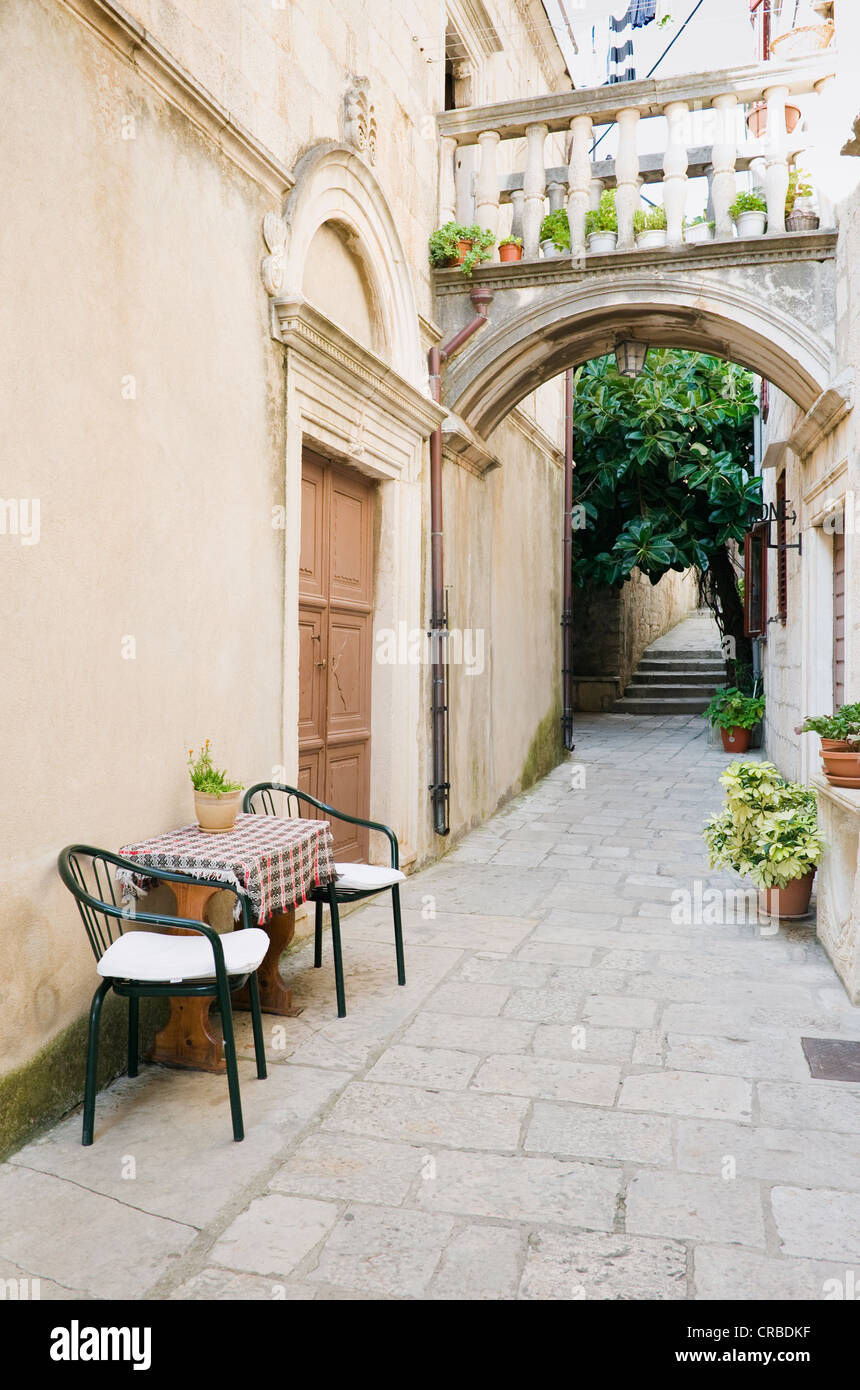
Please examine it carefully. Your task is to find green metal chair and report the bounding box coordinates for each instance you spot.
[58,845,269,1146]
[243,784,406,1018]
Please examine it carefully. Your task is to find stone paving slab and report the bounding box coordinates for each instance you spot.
[4,713,860,1300]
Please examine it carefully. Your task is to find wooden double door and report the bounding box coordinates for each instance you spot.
[298,451,374,862]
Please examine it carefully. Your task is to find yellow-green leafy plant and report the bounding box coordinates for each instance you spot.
[703,760,823,889]
[187,740,243,796]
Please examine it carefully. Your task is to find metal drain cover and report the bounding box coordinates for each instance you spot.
[801,1037,860,1082]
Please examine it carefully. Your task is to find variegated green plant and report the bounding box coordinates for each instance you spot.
[702,760,823,890]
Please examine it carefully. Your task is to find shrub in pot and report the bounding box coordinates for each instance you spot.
[785,169,819,231]
[798,704,860,786]
[633,204,667,248]
[703,760,824,919]
[188,740,244,833]
[585,190,618,252]
[703,686,766,753]
[730,190,767,238]
[684,214,715,243]
[540,209,569,258]
[429,222,495,276]
[498,234,524,262]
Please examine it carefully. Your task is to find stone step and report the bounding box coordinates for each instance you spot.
[624,682,720,700]
[638,658,726,674]
[612,695,713,714]
[643,647,724,660]
[630,669,723,685]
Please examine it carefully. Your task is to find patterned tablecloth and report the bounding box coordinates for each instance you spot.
[118,814,337,924]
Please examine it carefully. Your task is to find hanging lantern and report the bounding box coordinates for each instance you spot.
[615,340,649,377]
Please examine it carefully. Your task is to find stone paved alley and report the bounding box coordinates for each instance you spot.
[2,714,860,1301]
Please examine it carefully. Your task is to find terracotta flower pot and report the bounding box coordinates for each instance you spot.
[820,751,860,788]
[194,789,242,833]
[821,738,857,752]
[721,726,751,753]
[452,238,474,266]
[759,872,815,921]
[499,242,523,262]
[746,101,801,139]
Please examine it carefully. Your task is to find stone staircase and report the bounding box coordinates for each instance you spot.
[612,614,726,715]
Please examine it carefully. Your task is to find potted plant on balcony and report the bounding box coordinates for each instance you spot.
[703,760,824,920]
[684,214,715,244]
[633,205,668,249]
[498,234,524,262]
[540,210,569,258]
[798,703,860,786]
[769,1,834,60]
[188,740,244,833]
[730,190,767,238]
[585,190,618,253]
[703,686,766,753]
[429,222,495,276]
[785,169,818,231]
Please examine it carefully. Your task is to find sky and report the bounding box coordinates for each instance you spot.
[563,0,760,87]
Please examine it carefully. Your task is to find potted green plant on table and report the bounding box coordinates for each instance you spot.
[798,703,860,787]
[540,209,569,258]
[704,686,766,753]
[730,191,768,238]
[703,760,824,919]
[785,169,818,231]
[585,190,618,253]
[684,214,715,244]
[429,222,495,276]
[188,740,244,833]
[498,234,524,262]
[633,205,668,249]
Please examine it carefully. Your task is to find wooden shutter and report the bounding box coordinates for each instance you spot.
[776,471,787,624]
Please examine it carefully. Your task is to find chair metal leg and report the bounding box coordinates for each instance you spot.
[82,981,111,1146]
[391,884,406,987]
[215,978,244,1142]
[314,897,323,968]
[327,884,346,1018]
[127,995,139,1078]
[248,971,268,1080]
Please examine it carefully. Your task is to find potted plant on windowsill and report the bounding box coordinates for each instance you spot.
[429,222,495,276]
[684,214,715,243]
[540,210,569,258]
[704,687,766,753]
[798,703,860,786]
[730,191,767,238]
[785,169,819,232]
[633,205,667,249]
[585,190,618,253]
[188,741,244,833]
[703,760,824,920]
[498,234,524,263]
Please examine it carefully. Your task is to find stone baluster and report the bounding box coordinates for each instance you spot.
[662,101,689,246]
[510,188,525,243]
[764,84,789,235]
[615,107,641,251]
[522,122,548,259]
[547,179,566,213]
[589,177,604,210]
[710,93,738,239]
[439,135,457,226]
[566,114,593,259]
[475,130,501,249]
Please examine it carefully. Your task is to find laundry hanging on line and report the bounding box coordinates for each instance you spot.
[608,2,658,85]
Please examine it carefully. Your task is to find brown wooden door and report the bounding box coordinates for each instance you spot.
[833,529,846,708]
[299,451,374,861]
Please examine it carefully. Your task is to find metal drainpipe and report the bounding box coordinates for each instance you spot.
[427,284,493,836]
[561,366,576,751]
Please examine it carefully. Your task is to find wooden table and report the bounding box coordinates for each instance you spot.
[119,815,336,1073]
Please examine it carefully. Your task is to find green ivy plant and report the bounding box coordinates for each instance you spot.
[540,209,570,250]
[428,222,495,276]
[585,190,617,236]
[703,761,824,889]
[703,686,765,731]
[729,190,767,219]
[633,205,667,234]
[797,703,860,743]
[187,740,243,797]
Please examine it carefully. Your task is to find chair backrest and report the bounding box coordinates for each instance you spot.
[58,845,134,962]
[243,783,310,819]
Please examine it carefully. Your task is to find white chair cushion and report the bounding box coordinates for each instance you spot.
[97,927,269,983]
[333,862,406,893]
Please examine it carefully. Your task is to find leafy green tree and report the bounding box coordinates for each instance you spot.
[571,350,760,667]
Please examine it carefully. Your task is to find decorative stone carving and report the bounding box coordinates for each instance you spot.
[261,211,287,295]
[344,78,377,165]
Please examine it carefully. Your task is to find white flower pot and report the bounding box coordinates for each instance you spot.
[735,210,766,238]
[635,229,667,249]
[540,238,563,259]
[587,231,617,254]
[684,222,714,243]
